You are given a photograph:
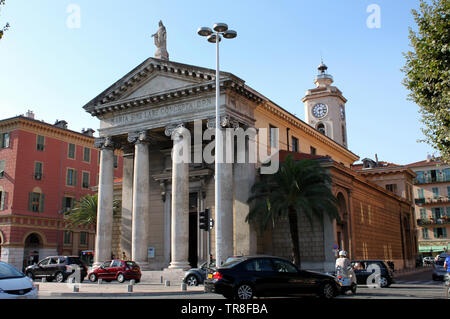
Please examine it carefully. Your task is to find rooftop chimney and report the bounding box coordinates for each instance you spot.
[54,120,68,129]
[82,128,95,137]
[25,110,35,119]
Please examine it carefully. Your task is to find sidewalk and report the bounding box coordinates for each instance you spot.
[36,281,205,298]
[394,265,432,278]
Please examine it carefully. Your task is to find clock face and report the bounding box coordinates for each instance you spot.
[312,103,328,118]
[340,105,345,119]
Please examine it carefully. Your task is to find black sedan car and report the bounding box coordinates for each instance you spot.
[204,256,340,299]
[25,256,87,283]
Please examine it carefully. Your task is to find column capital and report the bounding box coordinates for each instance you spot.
[94,136,117,150]
[128,131,150,145]
[164,123,187,138]
[207,115,240,129]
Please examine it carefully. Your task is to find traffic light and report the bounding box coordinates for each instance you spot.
[199,208,210,231]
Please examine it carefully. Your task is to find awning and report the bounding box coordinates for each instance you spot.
[419,245,448,252]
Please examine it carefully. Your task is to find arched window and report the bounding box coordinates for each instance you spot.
[317,123,326,135]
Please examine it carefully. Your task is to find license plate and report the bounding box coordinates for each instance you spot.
[340,278,351,286]
[208,273,213,279]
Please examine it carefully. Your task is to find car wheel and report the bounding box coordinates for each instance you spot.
[320,282,335,299]
[26,272,34,280]
[117,273,125,283]
[89,273,97,282]
[55,272,65,283]
[186,275,199,286]
[235,283,254,300]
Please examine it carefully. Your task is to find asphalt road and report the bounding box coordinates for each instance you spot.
[37,269,449,300]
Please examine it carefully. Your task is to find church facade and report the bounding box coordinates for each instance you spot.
[85,54,417,272]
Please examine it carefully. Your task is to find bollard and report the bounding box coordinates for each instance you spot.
[98,278,103,284]
[130,279,136,285]
[181,283,187,291]
[160,276,164,284]
[35,284,39,291]
[165,280,170,287]
[73,285,79,293]
[127,284,133,292]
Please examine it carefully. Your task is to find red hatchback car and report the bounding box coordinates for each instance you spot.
[88,260,141,283]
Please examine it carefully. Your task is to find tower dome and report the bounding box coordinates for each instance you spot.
[314,61,333,87]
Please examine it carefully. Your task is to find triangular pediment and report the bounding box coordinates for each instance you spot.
[83,58,227,112]
[122,73,200,100]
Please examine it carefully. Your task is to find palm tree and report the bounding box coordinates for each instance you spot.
[246,154,339,267]
[64,194,121,228]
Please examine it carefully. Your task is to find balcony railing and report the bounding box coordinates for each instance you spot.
[417,217,450,226]
[415,196,450,206]
[414,175,450,184]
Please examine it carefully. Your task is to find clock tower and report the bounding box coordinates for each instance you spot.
[302,62,348,148]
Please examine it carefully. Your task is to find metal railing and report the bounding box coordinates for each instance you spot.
[417,218,450,226]
[415,196,450,206]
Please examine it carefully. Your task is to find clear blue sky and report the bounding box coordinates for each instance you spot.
[0,0,436,165]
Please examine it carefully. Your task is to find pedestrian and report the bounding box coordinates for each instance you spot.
[444,254,450,282]
[122,252,127,261]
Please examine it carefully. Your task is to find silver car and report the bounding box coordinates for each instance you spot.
[0,262,38,299]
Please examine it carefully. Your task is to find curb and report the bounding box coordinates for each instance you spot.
[394,267,431,277]
[38,290,207,298]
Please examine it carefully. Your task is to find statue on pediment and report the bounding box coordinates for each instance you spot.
[152,20,169,60]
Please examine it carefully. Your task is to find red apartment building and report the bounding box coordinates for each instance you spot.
[0,112,123,271]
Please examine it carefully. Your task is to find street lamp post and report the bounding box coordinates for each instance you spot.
[198,23,237,267]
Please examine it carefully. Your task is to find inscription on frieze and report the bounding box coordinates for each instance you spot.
[108,97,213,127]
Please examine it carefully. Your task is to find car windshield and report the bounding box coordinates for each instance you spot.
[67,257,83,265]
[436,259,445,266]
[0,263,24,279]
[125,262,137,267]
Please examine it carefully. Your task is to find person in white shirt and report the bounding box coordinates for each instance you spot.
[335,250,356,284]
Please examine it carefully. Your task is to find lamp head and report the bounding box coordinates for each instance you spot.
[198,27,213,37]
[223,30,237,39]
[213,23,228,33]
[207,34,221,43]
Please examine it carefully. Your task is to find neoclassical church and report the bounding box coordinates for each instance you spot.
[85,32,417,272]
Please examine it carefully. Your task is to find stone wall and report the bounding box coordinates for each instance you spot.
[263,212,328,271]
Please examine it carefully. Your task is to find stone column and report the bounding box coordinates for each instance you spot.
[165,124,190,270]
[128,131,151,268]
[163,188,172,267]
[217,116,238,264]
[219,139,234,260]
[233,128,257,256]
[120,144,134,260]
[94,137,115,266]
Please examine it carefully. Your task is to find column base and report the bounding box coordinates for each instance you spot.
[168,261,191,270]
[135,261,151,270]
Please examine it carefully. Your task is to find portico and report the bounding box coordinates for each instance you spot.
[85,58,261,270]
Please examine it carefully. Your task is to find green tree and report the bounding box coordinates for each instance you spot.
[0,0,10,40]
[246,155,339,267]
[402,0,450,162]
[64,194,121,228]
